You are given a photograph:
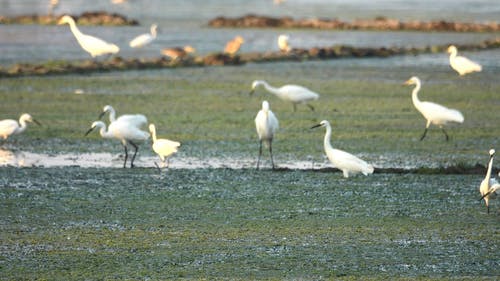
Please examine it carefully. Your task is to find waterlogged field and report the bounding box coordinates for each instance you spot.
[0,58,499,279]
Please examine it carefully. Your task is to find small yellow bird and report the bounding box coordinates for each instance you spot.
[161,45,196,61]
[149,124,181,170]
[224,36,244,56]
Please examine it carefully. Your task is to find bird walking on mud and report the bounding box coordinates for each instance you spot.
[255,101,279,170]
[0,114,41,140]
[479,149,498,214]
[161,46,196,61]
[149,124,181,171]
[311,120,373,178]
[224,36,244,56]
[57,15,120,58]
[85,120,149,168]
[250,80,319,112]
[129,24,158,48]
[403,76,464,141]
[447,45,482,76]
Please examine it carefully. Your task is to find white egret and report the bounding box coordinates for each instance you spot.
[129,24,158,48]
[57,15,119,58]
[250,80,320,112]
[161,46,196,61]
[447,45,482,76]
[224,36,244,56]
[149,124,181,170]
[479,149,498,213]
[255,101,279,169]
[85,120,149,168]
[403,76,464,141]
[278,34,291,53]
[0,114,41,140]
[98,105,147,129]
[311,120,374,178]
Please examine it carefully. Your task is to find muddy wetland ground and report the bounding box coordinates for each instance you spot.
[1,0,500,280]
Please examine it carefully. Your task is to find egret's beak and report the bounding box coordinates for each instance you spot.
[479,191,492,201]
[310,124,322,129]
[84,127,95,136]
[32,119,42,126]
[98,111,106,120]
[403,79,412,85]
[249,88,255,96]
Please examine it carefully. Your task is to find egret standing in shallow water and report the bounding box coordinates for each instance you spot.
[99,105,148,129]
[278,34,291,53]
[403,76,464,141]
[129,24,158,48]
[311,120,373,178]
[447,45,482,76]
[57,15,120,58]
[479,149,498,213]
[255,101,279,170]
[250,80,320,112]
[85,120,149,168]
[0,114,41,140]
[149,124,181,170]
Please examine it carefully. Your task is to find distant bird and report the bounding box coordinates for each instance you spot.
[274,0,286,4]
[447,45,482,76]
[278,34,291,53]
[0,114,41,140]
[255,101,279,170]
[111,0,126,4]
[161,45,196,61]
[149,124,181,170]
[85,120,149,168]
[57,15,120,58]
[311,120,374,178]
[479,149,498,213]
[48,0,59,16]
[224,36,244,56]
[129,24,158,48]
[249,80,320,111]
[403,76,464,141]
[98,105,147,129]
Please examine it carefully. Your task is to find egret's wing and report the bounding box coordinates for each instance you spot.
[109,120,150,141]
[454,56,482,72]
[0,119,18,137]
[116,114,148,128]
[78,34,119,56]
[420,101,464,123]
[331,149,373,174]
[280,85,320,102]
[129,34,153,48]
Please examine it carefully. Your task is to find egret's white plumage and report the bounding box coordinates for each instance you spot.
[255,101,279,169]
[85,120,149,168]
[311,120,374,178]
[404,76,464,141]
[99,105,147,129]
[278,34,291,53]
[57,15,120,58]
[129,24,158,48]
[149,124,181,169]
[479,149,498,213]
[0,114,41,140]
[447,45,482,76]
[250,80,320,111]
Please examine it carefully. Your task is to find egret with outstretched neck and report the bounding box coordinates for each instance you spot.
[250,80,320,112]
[129,24,158,48]
[0,114,41,140]
[255,101,279,169]
[403,76,464,141]
[447,45,482,76]
[98,105,147,129]
[85,120,149,168]
[149,124,181,170]
[479,149,498,213]
[311,120,373,178]
[57,15,119,58]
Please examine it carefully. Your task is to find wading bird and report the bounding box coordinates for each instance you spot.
[224,36,244,56]
[255,101,279,170]
[161,45,196,61]
[0,114,41,140]
[311,120,373,178]
[149,124,181,170]
[98,105,147,129]
[447,45,482,76]
[85,120,149,168]
[479,149,498,213]
[129,24,158,48]
[278,34,291,53]
[250,80,320,112]
[403,76,464,141]
[57,15,120,58]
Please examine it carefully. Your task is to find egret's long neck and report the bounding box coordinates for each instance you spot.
[411,82,422,110]
[150,128,157,141]
[323,124,333,151]
[449,49,457,61]
[151,27,157,38]
[16,119,28,134]
[98,124,113,139]
[485,155,494,182]
[261,82,283,98]
[67,20,85,42]
[108,108,116,122]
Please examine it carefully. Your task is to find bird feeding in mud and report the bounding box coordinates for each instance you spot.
[311,120,374,178]
[255,100,279,170]
[224,36,244,56]
[149,124,181,171]
[0,114,41,140]
[98,105,148,129]
[403,76,464,141]
[250,80,320,112]
[161,45,196,61]
[85,120,149,168]
[57,15,120,58]
[129,24,158,48]
[479,149,498,214]
[447,45,482,76]
[278,34,291,53]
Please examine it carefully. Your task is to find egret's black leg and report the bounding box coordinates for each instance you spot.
[269,141,275,170]
[441,128,449,141]
[129,141,139,168]
[419,128,428,141]
[123,145,129,168]
[257,140,263,170]
[307,104,315,111]
[154,162,162,173]
[293,104,297,112]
